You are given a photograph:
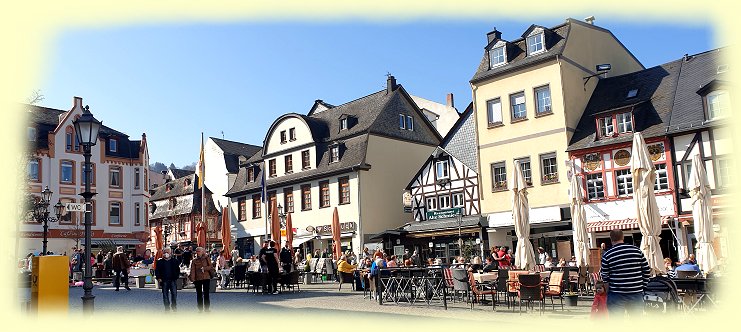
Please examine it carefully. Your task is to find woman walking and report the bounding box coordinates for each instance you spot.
[189,247,214,312]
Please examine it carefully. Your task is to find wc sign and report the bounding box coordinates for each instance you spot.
[65,203,87,212]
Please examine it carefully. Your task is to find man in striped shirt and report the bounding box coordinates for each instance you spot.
[600,229,650,317]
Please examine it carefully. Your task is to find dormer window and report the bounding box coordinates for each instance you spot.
[526,33,544,55]
[717,64,728,74]
[597,111,633,139]
[109,138,117,152]
[329,145,340,163]
[706,90,730,120]
[247,167,255,182]
[280,131,287,144]
[598,116,614,137]
[627,89,638,99]
[340,118,348,130]
[489,46,506,67]
[28,127,36,141]
[169,197,177,210]
[289,128,296,141]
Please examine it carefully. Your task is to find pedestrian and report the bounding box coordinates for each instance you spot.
[182,246,193,268]
[173,245,183,266]
[188,246,214,313]
[216,250,229,289]
[103,252,113,278]
[600,229,650,318]
[537,247,549,265]
[280,242,293,273]
[155,247,180,312]
[230,248,240,267]
[591,280,608,319]
[259,240,280,294]
[112,246,131,291]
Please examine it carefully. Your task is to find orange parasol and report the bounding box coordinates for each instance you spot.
[271,201,281,250]
[331,207,342,260]
[285,212,293,250]
[153,225,163,269]
[221,207,231,260]
[196,221,206,248]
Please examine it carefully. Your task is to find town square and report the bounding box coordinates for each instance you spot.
[5,2,735,325]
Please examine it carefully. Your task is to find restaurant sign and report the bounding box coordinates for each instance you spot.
[314,222,357,235]
[426,207,463,221]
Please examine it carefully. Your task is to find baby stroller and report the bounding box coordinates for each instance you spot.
[643,275,681,313]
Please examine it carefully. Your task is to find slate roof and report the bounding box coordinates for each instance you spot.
[226,83,442,197]
[149,173,220,219]
[667,48,730,134]
[567,59,683,151]
[402,215,484,233]
[26,104,141,158]
[210,137,261,174]
[470,23,570,84]
[440,102,478,173]
[169,168,194,179]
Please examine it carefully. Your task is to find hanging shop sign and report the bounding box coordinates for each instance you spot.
[426,207,463,221]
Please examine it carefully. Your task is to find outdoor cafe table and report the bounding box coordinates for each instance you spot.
[670,277,715,311]
[473,272,498,283]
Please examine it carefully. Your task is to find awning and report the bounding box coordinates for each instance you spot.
[587,215,672,233]
[368,229,406,240]
[81,239,144,245]
[291,236,314,248]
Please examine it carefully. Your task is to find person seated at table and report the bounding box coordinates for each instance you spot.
[557,258,567,267]
[544,256,555,268]
[426,258,435,267]
[247,255,261,273]
[568,256,577,267]
[468,256,483,272]
[675,259,701,275]
[482,256,497,272]
[337,255,357,274]
[386,255,398,268]
[682,253,697,265]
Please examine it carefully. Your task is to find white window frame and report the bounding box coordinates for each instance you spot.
[586,173,604,200]
[438,195,451,209]
[487,98,502,126]
[452,192,464,207]
[616,112,633,133]
[510,92,527,120]
[280,130,287,143]
[492,162,507,191]
[340,118,348,130]
[61,161,73,184]
[527,33,544,55]
[109,166,121,187]
[540,153,558,183]
[534,85,552,115]
[406,115,414,131]
[426,197,437,211]
[707,90,729,120]
[330,146,340,163]
[134,167,140,189]
[289,128,296,141]
[134,202,141,226]
[515,157,532,186]
[109,138,117,152]
[489,46,506,67]
[436,160,449,180]
[28,159,39,181]
[109,202,121,225]
[615,169,633,196]
[399,114,406,129]
[716,158,732,188]
[598,116,614,137]
[654,163,669,191]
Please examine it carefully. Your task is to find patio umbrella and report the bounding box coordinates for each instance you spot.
[196,222,206,248]
[331,207,342,260]
[285,212,294,250]
[630,132,666,276]
[221,207,231,260]
[271,201,281,250]
[569,162,590,268]
[512,161,536,270]
[687,153,718,274]
[153,225,163,269]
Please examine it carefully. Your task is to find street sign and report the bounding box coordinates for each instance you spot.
[426,207,463,220]
[65,203,86,212]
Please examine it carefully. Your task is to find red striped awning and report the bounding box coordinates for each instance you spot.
[586,215,673,233]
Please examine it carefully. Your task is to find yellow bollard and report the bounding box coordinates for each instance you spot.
[31,256,69,314]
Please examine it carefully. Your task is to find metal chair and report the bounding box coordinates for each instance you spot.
[544,271,565,311]
[451,269,470,304]
[517,274,545,314]
[232,265,247,289]
[338,271,355,291]
[468,271,496,310]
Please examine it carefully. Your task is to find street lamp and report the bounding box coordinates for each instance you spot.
[162,218,173,247]
[73,105,101,315]
[31,186,63,255]
[457,210,464,253]
[276,204,287,243]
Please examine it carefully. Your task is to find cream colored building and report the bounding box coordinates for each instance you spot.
[411,94,460,138]
[470,18,644,257]
[225,76,441,257]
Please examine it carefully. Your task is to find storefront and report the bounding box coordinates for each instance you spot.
[487,206,573,262]
[307,222,358,258]
[20,229,147,256]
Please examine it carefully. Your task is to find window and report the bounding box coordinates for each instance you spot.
[526,33,544,55]
[81,163,95,186]
[438,195,451,209]
[74,135,80,152]
[436,160,449,180]
[168,197,177,210]
[65,132,73,152]
[280,130,287,143]
[654,164,669,191]
[716,158,732,188]
[109,138,117,152]
[285,155,293,174]
[109,166,121,188]
[238,197,247,221]
[252,194,261,219]
[616,112,633,133]
[707,90,730,120]
[28,127,36,141]
[487,98,502,126]
[301,185,312,210]
[540,153,558,184]
[61,160,74,184]
[268,159,276,177]
[28,159,40,182]
[586,173,605,200]
[267,191,276,217]
[399,114,406,129]
[247,167,255,182]
[452,192,464,207]
[598,116,614,137]
[284,188,294,213]
[134,168,140,189]
[489,46,505,67]
[319,181,330,208]
[340,118,348,130]
[515,158,532,186]
[289,128,296,141]
[615,169,633,196]
[109,202,121,225]
[434,243,446,261]
[58,198,76,225]
[329,146,339,163]
[627,89,638,99]
[134,203,141,226]
[510,92,527,120]
[426,197,437,211]
[491,162,507,191]
[406,115,414,131]
[534,85,552,115]
[339,177,350,204]
[301,150,310,169]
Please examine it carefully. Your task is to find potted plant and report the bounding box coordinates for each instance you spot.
[564,292,579,306]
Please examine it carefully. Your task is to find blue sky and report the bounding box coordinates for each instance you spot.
[38,18,715,167]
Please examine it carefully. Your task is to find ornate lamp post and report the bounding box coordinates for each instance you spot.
[277,204,287,231]
[73,105,101,315]
[32,186,63,255]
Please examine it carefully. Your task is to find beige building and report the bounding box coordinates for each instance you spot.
[470,18,644,257]
[410,94,460,138]
[225,76,441,257]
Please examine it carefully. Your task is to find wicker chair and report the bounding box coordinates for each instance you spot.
[544,271,565,310]
[451,269,470,304]
[338,271,355,291]
[468,271,496,310]
[517,274,544,314]
[232,264,247,289]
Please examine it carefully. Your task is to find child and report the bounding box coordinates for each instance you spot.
[591,281,608,318]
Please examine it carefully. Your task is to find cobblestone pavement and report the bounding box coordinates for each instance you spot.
[64,280,594,322]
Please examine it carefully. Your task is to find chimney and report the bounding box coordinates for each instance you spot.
[486,28,502,44]
[387,75,397,93]
[73,96,83,109]
[446,93,454,108]
[584,16,595,25]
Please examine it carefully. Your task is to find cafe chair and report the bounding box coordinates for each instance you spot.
[338,271,355,291]
[517,274,545,314]
[467,271,496,310]
[232,265,247,289]
[544,271,565,311]
[451,269,471,304]
[281,270,300,293]
[676,270,701,279]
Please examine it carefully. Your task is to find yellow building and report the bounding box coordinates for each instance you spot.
[470,18,644,258]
